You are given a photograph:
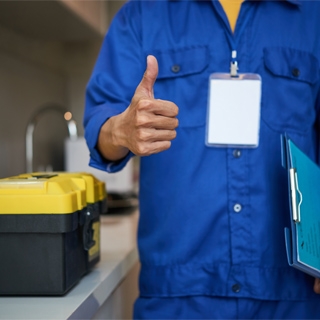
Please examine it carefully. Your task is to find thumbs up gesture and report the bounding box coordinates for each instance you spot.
[98,55,179,160]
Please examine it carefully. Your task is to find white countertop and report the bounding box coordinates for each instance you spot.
[0,210,139,320]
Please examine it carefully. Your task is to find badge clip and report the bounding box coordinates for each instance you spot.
[230,50,238,77]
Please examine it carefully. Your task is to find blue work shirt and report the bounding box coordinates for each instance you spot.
[84,0,320,301]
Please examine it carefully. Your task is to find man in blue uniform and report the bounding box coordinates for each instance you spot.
[84,0,320,318]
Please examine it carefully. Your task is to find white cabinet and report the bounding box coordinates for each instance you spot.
[0,0,109,41]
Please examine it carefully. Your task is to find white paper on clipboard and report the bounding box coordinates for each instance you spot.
[206,73,262,148]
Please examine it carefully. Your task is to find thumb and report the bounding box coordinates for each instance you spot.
[136,55,158,98]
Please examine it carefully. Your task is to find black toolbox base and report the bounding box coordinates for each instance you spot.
[0,228,88,296]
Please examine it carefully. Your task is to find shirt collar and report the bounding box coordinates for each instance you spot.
[190,0,301,6]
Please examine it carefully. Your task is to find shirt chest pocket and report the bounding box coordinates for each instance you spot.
[152,46,209,128]
[261,47,319,134]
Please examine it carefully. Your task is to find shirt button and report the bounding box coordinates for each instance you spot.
[233,203,242,213]
[292,68,300,77]
[233,149,241,158]
[171,64,181,73]
[232,283,241,293]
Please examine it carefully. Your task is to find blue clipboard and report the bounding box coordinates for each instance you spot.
[281,134,320,278]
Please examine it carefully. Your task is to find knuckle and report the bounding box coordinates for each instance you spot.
[137,114,153,128]
[135,115,147,127]
[137,98,152,111]
[136,128,144,140]
[136,129,150,141]
[136,144,148,156]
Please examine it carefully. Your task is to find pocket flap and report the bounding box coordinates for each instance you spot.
[264,47,319,85]
[151,46,209,79]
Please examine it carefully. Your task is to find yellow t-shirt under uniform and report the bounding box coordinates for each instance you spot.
[219,0,244,33]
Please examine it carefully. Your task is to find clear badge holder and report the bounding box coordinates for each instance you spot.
[206,72,262,148]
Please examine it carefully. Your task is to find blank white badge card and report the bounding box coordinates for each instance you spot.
[206,73,262,148]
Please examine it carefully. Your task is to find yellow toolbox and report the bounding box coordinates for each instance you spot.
[0,172,107,295]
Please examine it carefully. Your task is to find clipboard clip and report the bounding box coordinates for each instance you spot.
[289,168,303,223]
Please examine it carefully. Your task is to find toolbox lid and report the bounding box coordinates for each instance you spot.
[18,172,107,205]
[55,172,106,204]
[0,174,86,214]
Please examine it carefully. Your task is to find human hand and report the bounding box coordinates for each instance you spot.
[314,278,320,294]
[110,55,179,157]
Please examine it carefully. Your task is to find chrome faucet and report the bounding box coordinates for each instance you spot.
[26,104,78,173]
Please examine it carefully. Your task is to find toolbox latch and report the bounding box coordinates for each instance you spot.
[80,204,99,251]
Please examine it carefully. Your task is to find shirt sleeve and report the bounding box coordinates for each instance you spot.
[83,0,144,173]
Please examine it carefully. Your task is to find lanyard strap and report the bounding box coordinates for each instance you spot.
[225,5,254,77]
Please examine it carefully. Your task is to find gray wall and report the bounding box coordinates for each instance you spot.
[0,1,125,178]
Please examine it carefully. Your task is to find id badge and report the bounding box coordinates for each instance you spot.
[206,73,262,148]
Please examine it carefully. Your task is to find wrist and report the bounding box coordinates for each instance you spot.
[98,115,129,161]
[108,114,123,148]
